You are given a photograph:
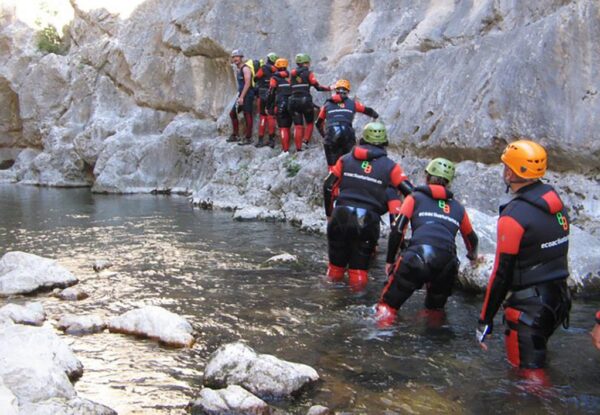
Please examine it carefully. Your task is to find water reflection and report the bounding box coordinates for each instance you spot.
[0,184,598,414]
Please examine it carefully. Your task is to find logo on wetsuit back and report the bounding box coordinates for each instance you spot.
[361,161,372,174]
[339,103,346,108]
[295,76,302,83]
[438,200,450,214]
[556,212,568,231]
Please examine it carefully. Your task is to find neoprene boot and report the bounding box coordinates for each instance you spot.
[374,302,397,328]
[255,136,265,147]
[326,263,345,282]
[348,269,368,292]
[226,134,239,142]
[267,135,275,148]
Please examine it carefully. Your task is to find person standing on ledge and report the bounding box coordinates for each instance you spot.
[477,140,571,385]
[227,49,255,145]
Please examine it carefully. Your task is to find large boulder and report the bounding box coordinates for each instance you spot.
[58,314,107,335]
[108,305,195,347]
[0,251,78,296]
[203,342,319,399]
[0,324,83,403]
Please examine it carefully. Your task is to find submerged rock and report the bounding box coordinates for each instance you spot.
[0,324,83,404]
[93,259,113,272]
[108,305,194,347]
[306,405,332,415]
[0,301,46,326]
[56,286,90,301]
[265,253,299,265]
[58,314,107,335]
[203,342,319,399]
[0,251,78,296]
[190,385,271,415]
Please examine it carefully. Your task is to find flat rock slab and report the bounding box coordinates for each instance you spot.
[108,305,194,347]
[0,302,46,326]
[190,385,270,415]
[0,251,78,296]
[19,396,117,415]
[204,342,319,399]
[0,324,83,404]
[58,314,107,335]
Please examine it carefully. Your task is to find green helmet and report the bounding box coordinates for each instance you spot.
[295,53,311,64]
[267,52,278,63]
[362,122,388,145]
[425,158,456,183]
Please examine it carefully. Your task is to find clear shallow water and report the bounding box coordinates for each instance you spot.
[0,184,598,414]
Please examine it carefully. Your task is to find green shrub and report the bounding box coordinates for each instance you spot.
[285,157,301,178]
[36,24,67,55]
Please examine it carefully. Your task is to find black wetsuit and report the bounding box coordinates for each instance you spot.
[381,185,478,310]
[479,181,571,369]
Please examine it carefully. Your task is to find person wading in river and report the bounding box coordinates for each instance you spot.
[323,122,413,291]
[374,158,479,327]
[477,140,571,385]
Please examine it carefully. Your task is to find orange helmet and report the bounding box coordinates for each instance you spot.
[275,58,288,70]
[334,79,351,91]
[501,140,547,179]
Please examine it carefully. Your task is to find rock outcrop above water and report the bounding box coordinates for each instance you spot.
[0,301,46,326]
[0,251,78,296]
[58,313,107,335]
[0,322,115,414]
[203,342,319,399]
[189,385,271,415]
[0,1,599,290]
[108,305,195,347]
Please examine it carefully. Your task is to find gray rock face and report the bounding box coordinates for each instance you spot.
[203,342,319,399]
[0,251,79,296]
[190,385,271,415]
[58,314,107,335]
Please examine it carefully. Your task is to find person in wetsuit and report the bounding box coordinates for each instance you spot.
[227,49,255,145]
[254,52,278,147]
[323,122,413,291]
[316,79,379,171]
[477,140,571,381]
[266,58,292,151]
[288,53,331,152]
[374,158,479,326]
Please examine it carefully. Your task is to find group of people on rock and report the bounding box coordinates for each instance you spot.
[227,49,378,167]
[228,48,600,385]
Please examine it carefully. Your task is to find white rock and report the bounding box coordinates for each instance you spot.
[57,286,90,301]
[93,259,113,272]
[265,253,299,265]
[0,324,83,404]
[203,342,319,399]
[0,251,78,296]
[19,396,117,415]
[108,305,194,347]
[307,405,332,415]
[0,301,46,326]
[0,377,18,415]
[190,385,270,415]
[58,314,107,335]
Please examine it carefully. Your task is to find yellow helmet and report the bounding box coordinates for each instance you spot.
[334,79,351,91]
[501,140,547,179]
[274,58,288,70]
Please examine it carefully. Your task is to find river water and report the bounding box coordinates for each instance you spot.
[0,184,598,414]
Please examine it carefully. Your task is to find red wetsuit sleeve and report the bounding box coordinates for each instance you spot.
[479,215,524,324]
[318,106,326,121]
[255,67,264,79]
[460,211,479,259]
[355,101,366,113]
[390,164,409,188]
[309,72,331,91]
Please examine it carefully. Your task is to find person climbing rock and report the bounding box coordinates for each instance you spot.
[288,53,330,152]
[254,52,278,147]
[323,122,413,292]
[374,158,479,327]
[227,49,255,145]
[267,58,292,151]
[316,79,379,171]
[477,140,571,383]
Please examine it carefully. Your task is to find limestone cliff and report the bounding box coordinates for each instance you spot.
[0,0,598,291]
